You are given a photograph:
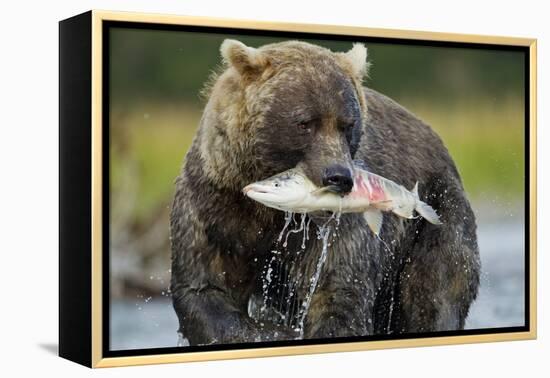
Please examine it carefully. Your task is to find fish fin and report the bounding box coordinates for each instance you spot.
[411,182,419,198]
[392,205,414,219]
[411,182,443,225]
[364,209,383,235]
[415,201,442,225]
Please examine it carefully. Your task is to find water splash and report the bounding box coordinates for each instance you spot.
[260,210,342,337]
[302,216,313,249]
[260,251,279,315]
[277,211,293,243]
[372,232,397,333]
[296,212,336,337]
[283,213,307,248]
[262,211,302,325]
[387,295,395,334]
[177,332,190,347]
[375,233,394,260]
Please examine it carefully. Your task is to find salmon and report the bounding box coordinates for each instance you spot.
[243,167,442,235]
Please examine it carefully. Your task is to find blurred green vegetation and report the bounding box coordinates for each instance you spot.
[110,104,200,221]
[108,28,525,297]
[110,28,524,106]
[404,97,524,199]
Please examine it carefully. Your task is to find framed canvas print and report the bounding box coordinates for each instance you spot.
[59,10,537,368]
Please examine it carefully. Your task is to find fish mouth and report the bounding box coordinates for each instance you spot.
[243,184,287,208]
[242,184,274,196]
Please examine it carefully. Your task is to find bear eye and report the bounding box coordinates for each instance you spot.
[297,120,312,132]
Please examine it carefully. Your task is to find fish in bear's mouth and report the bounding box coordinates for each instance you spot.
[243,166,442,235]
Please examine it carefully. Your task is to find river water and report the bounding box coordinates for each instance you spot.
[110,220,525,350]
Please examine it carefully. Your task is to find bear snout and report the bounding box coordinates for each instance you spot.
[322,164,354,195]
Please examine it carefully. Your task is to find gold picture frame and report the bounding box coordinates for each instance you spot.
[59,9,537,368]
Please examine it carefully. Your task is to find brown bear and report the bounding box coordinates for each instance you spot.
[170,39,480,345]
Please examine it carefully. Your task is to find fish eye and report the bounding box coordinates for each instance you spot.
[274,182,280,187]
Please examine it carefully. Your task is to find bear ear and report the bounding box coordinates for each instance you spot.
[339,43,370,79]
[220,39,268,77]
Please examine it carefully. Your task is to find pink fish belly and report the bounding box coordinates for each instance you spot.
[352,174,387,203]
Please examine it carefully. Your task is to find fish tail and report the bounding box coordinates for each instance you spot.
[412,182,442,225]
[416,201,443,225]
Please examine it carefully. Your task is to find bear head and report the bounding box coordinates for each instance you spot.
[198,39,370,194]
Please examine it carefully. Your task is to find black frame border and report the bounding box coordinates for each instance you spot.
[101,20,531,359]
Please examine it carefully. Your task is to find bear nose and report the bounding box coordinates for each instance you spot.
[322,164,354,195]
